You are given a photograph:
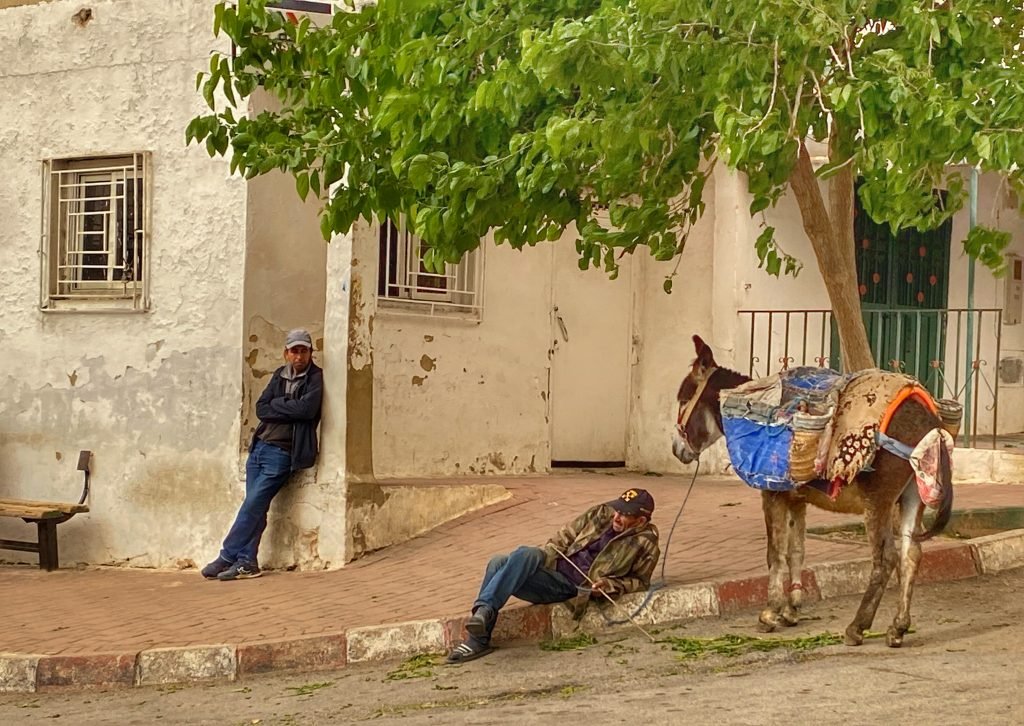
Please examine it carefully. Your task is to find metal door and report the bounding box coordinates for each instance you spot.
[832,190,952,395]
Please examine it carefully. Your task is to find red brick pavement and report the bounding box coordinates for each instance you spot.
[0,473,1019,656]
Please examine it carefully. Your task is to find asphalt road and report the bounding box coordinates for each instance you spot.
[3,569,1023,725]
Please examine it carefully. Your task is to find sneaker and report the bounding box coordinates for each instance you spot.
[465,604,496,640]
[201,557,232,580]
[217,561,262,580]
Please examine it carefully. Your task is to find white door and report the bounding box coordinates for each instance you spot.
[549,240,632,463]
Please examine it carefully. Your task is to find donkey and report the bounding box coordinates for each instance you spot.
[673,335,953,647]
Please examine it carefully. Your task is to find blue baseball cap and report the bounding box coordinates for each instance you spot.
[609,488,655,517]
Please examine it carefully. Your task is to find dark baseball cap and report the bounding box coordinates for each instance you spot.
[608,488,655,517]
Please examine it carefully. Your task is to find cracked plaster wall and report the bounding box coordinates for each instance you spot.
[235,85,339,569]
[369,165,1023,481]
[626,174,729,476]
[372,241,552,478]
[239,88,327,452]
[0,0,253,567]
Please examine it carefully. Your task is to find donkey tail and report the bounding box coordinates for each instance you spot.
[914,441,954,542]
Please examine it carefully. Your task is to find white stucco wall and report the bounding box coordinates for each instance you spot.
[372,240,553,477]
[626,167,1023,479]
[626,175,723,475]
[627,171,836,476]
[945,171,1024,435]
[367,159,1022,481]
[240,89,328,449]
[0,0,250,567]
[655,168,1021,442]
[733,169,1022,437]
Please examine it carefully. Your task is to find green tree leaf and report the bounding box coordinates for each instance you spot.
[407,154,433,191]
[188,0,1024,369]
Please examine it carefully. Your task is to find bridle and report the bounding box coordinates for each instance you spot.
[675,365,718,448]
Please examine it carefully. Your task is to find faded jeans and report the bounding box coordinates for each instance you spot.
[219,438,292,565]
[471,546,577,645]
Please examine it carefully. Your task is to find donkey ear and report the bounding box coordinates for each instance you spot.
[692,335,716,368]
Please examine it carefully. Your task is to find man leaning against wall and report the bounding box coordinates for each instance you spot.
[202,329,324,581]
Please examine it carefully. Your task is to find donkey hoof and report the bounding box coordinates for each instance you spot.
[780,607,800,627]
[758,610,780,632]
[885,628,904,648]
[843,627,864,647]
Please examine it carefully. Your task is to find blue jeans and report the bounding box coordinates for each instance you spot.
[471,546,577,644]
[219,439,292,565]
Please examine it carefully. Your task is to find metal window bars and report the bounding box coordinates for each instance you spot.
[377,218,484,319]
[739,308,1004,449]
[40,153,151,311]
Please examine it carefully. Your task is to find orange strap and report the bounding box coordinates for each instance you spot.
[879,385,938,435]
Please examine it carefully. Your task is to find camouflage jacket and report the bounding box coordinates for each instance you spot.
[540,503,660,597]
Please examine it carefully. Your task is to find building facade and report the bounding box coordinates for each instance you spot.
[2,0,1021,569]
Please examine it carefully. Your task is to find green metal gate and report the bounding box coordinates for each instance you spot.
[832,191,952,395]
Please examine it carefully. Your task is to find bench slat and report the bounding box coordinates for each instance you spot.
[0,506,67,519]
[0,499,88,518]
[0,498,88,512]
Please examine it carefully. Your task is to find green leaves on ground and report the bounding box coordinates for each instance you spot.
[385,654,441,681]
[663,632,843,658]
[539,632,598,651]
[284,681,333,697]
[662,630,898,658]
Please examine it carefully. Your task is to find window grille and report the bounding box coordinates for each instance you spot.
[377,218,484,319]
[40,153,151,311]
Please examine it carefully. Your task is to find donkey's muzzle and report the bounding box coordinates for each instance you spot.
[672,429,695,464]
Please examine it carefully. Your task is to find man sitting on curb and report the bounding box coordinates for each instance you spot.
[446,488,660,664]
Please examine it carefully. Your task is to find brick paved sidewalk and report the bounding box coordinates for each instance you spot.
[1,473,1020,657]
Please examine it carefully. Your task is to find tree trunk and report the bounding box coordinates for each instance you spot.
[788,143,875,372]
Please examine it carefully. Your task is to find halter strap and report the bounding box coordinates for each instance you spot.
[677,366,718,431]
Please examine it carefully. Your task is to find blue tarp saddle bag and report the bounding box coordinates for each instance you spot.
[721,367,847,491]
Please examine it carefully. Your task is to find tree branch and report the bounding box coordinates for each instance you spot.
[750,40,780,134]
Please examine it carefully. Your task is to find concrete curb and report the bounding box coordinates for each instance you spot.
[134,645,236,687]
[3,529,1023,693]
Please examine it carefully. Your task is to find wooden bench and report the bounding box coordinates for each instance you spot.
[0,451,91,571]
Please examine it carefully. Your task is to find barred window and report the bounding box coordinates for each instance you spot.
[377,218,483,318]
[41,153,150,311]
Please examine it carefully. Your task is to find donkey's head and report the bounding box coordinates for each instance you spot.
[672,335,749,464]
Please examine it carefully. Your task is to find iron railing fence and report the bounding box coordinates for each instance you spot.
[738,308,1003,449]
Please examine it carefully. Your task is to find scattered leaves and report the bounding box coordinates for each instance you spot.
[539,633,598,651]
[284,681,333,697]
[663,632,843,659]
[385,654,440,681]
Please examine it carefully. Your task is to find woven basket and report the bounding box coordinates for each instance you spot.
[790,410,831,482]
[936,398,963,439]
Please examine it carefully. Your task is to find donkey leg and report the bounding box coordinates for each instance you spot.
[844,503,899,646]
[780,497,807,626]
[759,491,791,632]
[887,482,925,648]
